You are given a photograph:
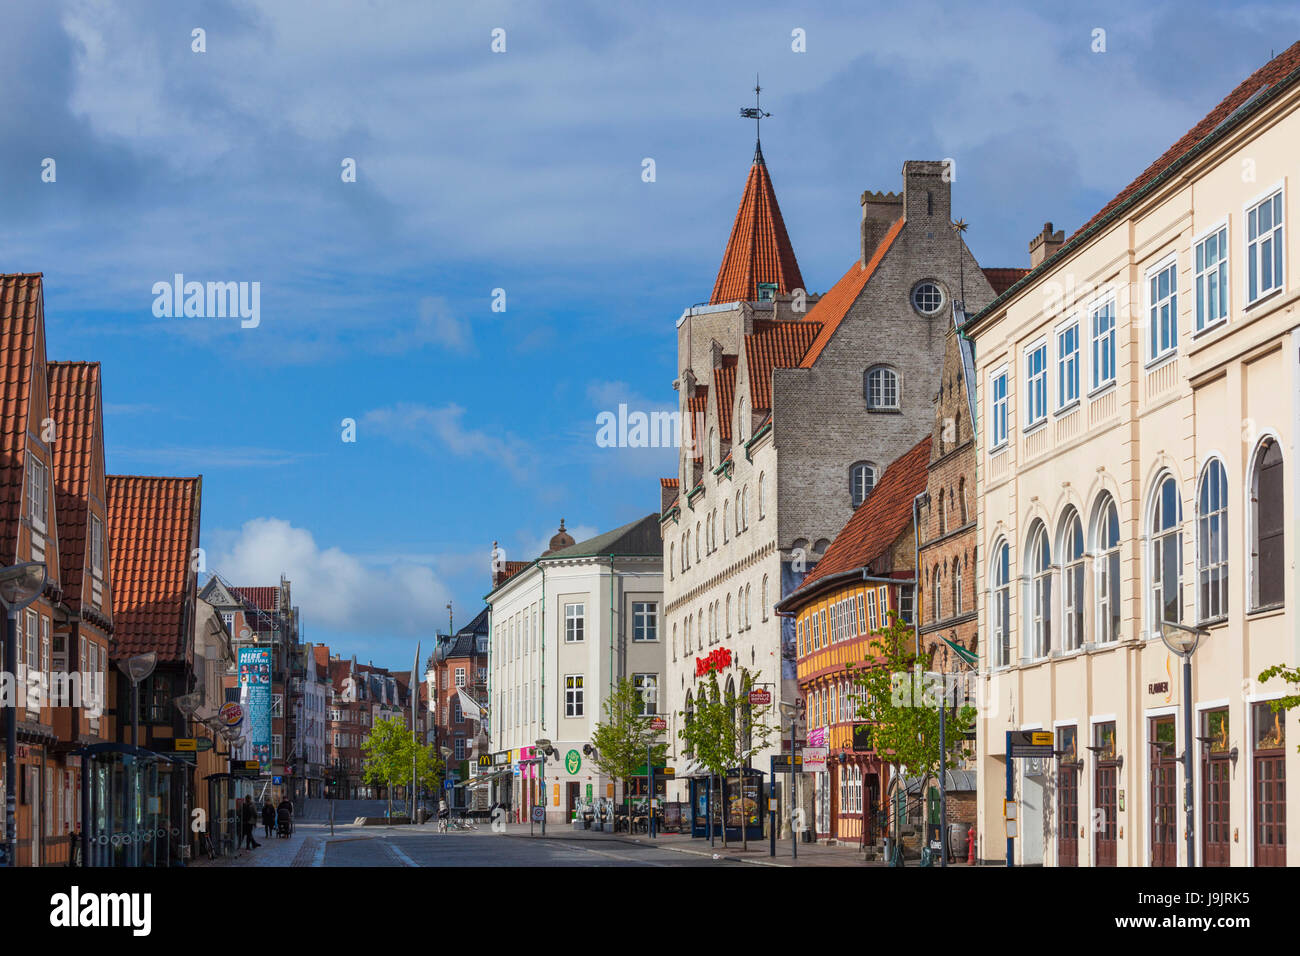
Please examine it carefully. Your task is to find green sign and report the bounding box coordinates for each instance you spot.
[585,783,592,803]
[565,749,581,774]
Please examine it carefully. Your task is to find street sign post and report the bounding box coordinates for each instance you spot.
[1005,730,1057,867]
[769,754,804,774]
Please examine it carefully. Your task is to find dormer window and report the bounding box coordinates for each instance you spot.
[757,282,777,302]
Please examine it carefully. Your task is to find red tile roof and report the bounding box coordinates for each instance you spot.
[501,560,529,583]
[798,217,904,369]
[313,644,330,679]
[710,152,805,305]
[744,319,823,411]
[1072,42,1300,245]
[47,362,102,612]
[233,586,279,612]
[713,359,737,442]
[792,436,931,596]
[982,268,1030,297]
[659,477,679,490]
[0,274,44,565]
[107,475,201,661]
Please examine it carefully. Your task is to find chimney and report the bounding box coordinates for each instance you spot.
[1029,222,1064,267]
[860,190,903,265]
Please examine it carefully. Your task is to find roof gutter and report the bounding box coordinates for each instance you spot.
[963,58,1300,335]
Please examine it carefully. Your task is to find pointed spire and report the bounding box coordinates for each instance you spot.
[710,150,804,306]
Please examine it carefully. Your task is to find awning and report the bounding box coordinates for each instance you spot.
[940,635,978,668]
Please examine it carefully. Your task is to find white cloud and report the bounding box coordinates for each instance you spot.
[362,402,532,480]
[210,517,447,636]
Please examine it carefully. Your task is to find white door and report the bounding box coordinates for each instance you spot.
[1020,759,1046,866]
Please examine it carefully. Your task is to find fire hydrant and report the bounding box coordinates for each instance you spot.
[966,826,977,864]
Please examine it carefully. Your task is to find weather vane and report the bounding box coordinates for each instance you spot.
[739,74,770,156]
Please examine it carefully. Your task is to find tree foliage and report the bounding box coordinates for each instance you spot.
[362,716,445,802]
[848,611,975,791]
[590,677,668,797]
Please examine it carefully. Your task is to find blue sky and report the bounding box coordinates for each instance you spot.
[3,1,1297,667]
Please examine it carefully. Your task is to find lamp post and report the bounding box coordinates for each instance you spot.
[534,738,554,835]
[1159,619,1209,868]
[174,693,201,866]
[778,698,804,860]
[0,561,46,867]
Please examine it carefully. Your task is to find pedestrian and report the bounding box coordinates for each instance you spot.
[241,796,261,849]
[261,799,275,838]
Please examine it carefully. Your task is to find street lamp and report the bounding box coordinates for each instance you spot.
[0,561,46,868]
[1159,619,1209,868]
[778,698,805,860]
[174,693,202,865]
[534,738,553,835]
[116,652,157,748]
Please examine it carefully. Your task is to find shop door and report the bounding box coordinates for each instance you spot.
[1095,762,1118,867]
[1057,763,1078,867]
[864,777,878,844]
[1150,716,1178,867]
[1202,756,1231,867]
[1020,760,1045,866]
[1253,750,1285,866]
[566,782,579,816]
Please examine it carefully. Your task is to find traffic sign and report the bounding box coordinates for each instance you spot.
[531,806,544,823]
[649,717,667,732]
[770,754,804,774]
[749,688,771,706]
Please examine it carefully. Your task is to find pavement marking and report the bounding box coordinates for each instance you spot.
[557,842,669,866]
[385,841,419,867]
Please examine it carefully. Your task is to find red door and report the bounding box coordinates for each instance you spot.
[1095,763,1118,866]
[1253,751,1286,866]
[1202,757,1231,867]
[1057,763,1078,867]
[1150,758,1178,866]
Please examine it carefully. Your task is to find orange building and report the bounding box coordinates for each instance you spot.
[777,436,930,845]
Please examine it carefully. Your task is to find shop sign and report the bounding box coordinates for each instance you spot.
[565,749,581,774]
[802,747,828,770]
[694,647,732,677]
[770,754,804,773]
[218,701,243,728]
[649,717,667,731]
[748,688,771,706]
[174,738,197,752]
[807,726,828,748]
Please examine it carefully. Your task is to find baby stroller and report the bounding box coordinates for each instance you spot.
[276,805,294,838]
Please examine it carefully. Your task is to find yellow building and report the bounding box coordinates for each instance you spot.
[963,43,1300,866]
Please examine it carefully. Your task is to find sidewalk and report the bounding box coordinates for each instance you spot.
[487,821,890,867]
[188,823,324,868]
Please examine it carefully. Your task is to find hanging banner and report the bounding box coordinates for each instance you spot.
[238,646,273,771]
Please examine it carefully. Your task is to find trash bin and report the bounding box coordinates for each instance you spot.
[949,822,971,861]
[416,808,428,825]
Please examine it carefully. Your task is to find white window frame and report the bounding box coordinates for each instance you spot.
[990,364,1009,451]
[1055,318,1080,411]
[1145,253,1179,364]
[1196,457,1229,623]
[992,540,1011,667]
[1061,511,1085,652]
[1088,293,1117,393]
[1244,183,1284,306]
[27,455,48,532]
[866,366,900,410]
[632,673,658,716]
[1193,218,1230,334]
[1149,473,1184,635]
[850,462,876,507]
[1094,495,1121,643]
[633,601,658,642]
[1024,338,1048,429]
[564,603,585,643]
[564,674,584,718]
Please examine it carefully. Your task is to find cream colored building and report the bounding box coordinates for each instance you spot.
[485,516,664,824]
[964,44,1300,867]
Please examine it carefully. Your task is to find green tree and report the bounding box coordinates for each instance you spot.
[848,611,975,852]
[677,666,776,849]
[362,716,444,818]
[1257,663,1300,754]
[590,678,668,824]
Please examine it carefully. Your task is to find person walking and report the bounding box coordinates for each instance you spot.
[241,796,261,849]
[261,799,275,838]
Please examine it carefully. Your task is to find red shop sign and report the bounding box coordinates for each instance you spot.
[694,647,733,678]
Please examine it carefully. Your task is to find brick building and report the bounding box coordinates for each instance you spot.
[429,607,489,809]
[659,142,1006,833]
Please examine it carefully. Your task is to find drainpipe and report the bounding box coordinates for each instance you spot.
[540,564,545,734]
[913,492,930,655]
[609,555,616,691]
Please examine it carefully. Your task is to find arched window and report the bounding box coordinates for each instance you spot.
[761,575,769,620]
[953,561,963,615]
[722,500,729,543]
[865,366,900,410]
[708,427,716,468]
[684,691,694,756]
[850,462,877,508]
[742,485,750,530]
[932,566,942,623]
[735,491,741,534]
[938,488,947,535]
[1197,459,1228,620]
[1093,494,1121,642]
[992,540,1011,666]
[958,477,968,524]
[725,595,732,637]
[671,622,677,661]
[744,584,751,628]
[758,472,766,519]
[669,543,674,580]
[1060,509,1084,651]
[1251,438,1285,609]
[697,607,704,650]
[695,521,702,562]
[738,398,747,444]
[681,534,687,572]
[1150,474,1183,630]
[1027,521,1052,658]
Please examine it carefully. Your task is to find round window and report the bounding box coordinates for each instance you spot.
[912,281,945,316]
